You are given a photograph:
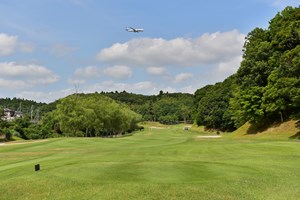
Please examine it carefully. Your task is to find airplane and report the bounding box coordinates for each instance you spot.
[126,27,144,33]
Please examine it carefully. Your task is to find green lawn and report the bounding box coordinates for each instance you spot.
[0,125,299,200]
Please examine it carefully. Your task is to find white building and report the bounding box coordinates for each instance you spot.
[2,108,23,121]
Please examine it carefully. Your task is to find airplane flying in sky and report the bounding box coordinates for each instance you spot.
[126,27,144,32]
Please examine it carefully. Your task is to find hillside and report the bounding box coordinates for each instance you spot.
[0,98,46,117]
[232,120,300,139]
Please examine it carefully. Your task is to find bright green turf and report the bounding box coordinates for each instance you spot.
[0,126,299,200]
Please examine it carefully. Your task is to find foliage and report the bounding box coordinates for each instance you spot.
[0,97,46,117]
[194,76,236,131]
[231,6,300,126]
[102,90,194,124]
[53,94,142,137]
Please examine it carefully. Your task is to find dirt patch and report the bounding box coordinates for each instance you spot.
[149,126,166,129]
[196,135,222,139]
[0,139,49,146]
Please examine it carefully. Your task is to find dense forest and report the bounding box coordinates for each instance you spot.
[193,75,236,131]
[194,6,300,131]
[0,94,143,139]
[37,91,194,124]
[0,98,46,117]
[102,91,194,124]
[1,6,299,139]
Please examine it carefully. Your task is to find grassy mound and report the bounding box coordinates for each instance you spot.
[232,120,300,139]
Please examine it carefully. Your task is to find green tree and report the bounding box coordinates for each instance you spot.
[194,76,236,131]
[54,94,141,137]
[231,6,300,126]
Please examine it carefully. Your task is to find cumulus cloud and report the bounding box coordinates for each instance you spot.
[0,33,35,55]
[146,67,168,76]
[69,66,101,84]
[180,85,198,94]
[97,30,245,68]
[69,65,132,84]
[0,79,27,89]
[0,62,59,88]
[16,80,157,103]
[16,89,74,103]
[0,33,18,56]
[216,56,242,74]
[201,55,242,83]
[174,73,193,83]
[74,66,101,78]
[103,65,132,80]
[86,81,157,94]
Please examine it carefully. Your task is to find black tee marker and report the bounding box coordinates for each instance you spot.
[35,164,40,171]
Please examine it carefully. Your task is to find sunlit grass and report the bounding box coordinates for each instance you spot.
[0,126,299,199]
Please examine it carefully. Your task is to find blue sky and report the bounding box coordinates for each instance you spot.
[0,0,299,102]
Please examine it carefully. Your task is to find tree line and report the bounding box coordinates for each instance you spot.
[0,91,194,140]
[105,91,194,124]
[0,94,142,140]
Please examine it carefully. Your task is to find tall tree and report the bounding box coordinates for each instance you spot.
[231,6,300,126]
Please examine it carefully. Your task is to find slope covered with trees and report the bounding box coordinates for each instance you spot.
[0,98,46,116]
[102,91,194,124]
[231,6,300,127]
[193,75,236,131]
[194,6,300,131]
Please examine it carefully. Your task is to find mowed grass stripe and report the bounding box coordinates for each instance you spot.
[0,127,299,200]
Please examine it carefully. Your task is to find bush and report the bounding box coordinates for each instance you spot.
[158,115,178,124]
[2,128,12,140]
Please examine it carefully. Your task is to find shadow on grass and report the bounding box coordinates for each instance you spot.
[247,122,276,135]
[0,138,6,142]
[246,120,286,135]
[289,132,300,139]
[289,120,300,139]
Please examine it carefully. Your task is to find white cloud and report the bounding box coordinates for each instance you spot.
[146,67,168,76]
[0,78,27,89]
[216,56,242,74]
[74,66,101,78]
[103,65,132,80]
[16,80,157,103]
[86,80,157,94]
[0,62,59,88]
[16,89,74,103]
[201,55,242,83]
[174,73,193,83]
[180,85,197,94]
[159,86,178,93]
[68,78,86,85]
[97,30,245,68]
[0,33,18,56]
[69,66,101,84]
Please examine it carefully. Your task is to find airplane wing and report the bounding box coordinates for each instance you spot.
[130,27,138,32]
[126,27,143,32]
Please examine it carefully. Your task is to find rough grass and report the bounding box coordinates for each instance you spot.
[232,120,300,139]
[0,125,299,199]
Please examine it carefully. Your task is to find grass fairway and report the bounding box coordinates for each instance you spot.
[0,125,300,200]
